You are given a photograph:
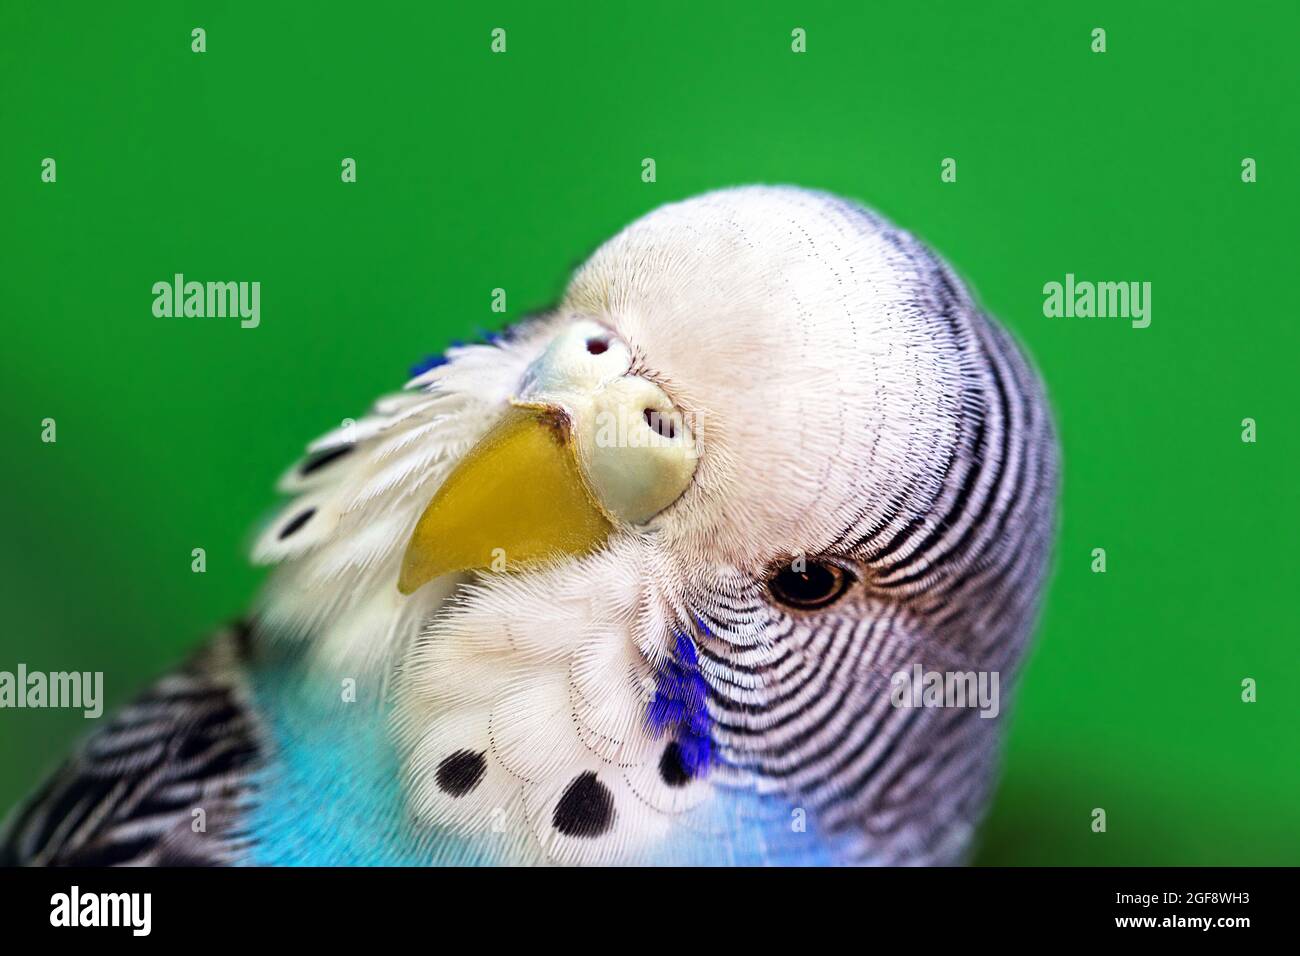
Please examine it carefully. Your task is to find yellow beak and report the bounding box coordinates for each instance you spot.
[397,404,615,594]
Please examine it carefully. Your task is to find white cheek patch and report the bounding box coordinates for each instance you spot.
[569,627,645,763]
[624,753,714,818]
[403,709,539,864]
[523,765,670,866]
[490,678,578,783]
[393,544,720,865]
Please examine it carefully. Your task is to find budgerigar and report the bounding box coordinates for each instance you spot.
[2,186,1057,866]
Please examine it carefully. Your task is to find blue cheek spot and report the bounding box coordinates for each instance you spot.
[408,328,514,380]
[645,619,715,779]
[409,353,449,377]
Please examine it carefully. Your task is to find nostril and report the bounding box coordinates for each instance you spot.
[643,408,677,439]
[585,336,610,355]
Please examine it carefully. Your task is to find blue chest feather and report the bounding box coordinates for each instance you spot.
[243,667,488,865]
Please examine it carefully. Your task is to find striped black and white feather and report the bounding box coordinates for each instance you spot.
[0,625,263,866]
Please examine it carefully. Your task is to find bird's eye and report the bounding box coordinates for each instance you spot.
[767,560,853,610]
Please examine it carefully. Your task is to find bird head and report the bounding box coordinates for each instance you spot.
[253,186,1058,864]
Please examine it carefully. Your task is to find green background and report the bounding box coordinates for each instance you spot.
[1,1,1295,865]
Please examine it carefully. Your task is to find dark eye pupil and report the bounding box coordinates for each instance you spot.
[769,561,850,610]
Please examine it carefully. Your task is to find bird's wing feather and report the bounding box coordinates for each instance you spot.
[0,624,263,866]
